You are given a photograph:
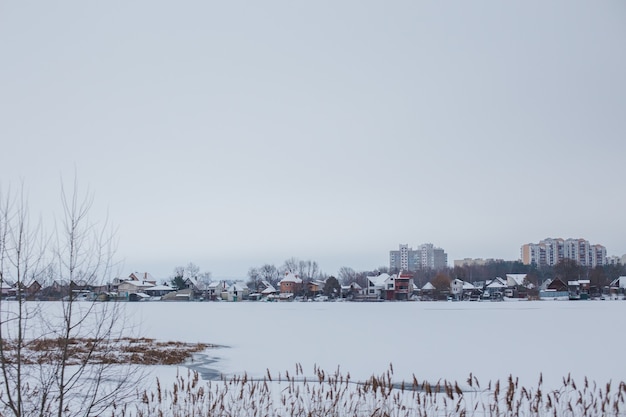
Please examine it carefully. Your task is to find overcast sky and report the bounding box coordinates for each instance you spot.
[1,1,625,280]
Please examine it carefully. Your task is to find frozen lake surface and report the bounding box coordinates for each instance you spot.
[122,300,626,390]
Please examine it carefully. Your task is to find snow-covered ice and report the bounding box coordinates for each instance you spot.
[122,299,626,390]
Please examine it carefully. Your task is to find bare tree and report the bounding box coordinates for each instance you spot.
[259,264,279,286]
[183,262,200,281]
[280,257,299,275]
[298,260,319,282]
[0,185,47,417]
[338,266,357,285]
[0,179,139,417]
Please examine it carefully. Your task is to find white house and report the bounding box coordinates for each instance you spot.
[223,282,249,301]
[451,279,463,298]
[207,281,227,300]
[366,273,394,299]
[450,279,475,299]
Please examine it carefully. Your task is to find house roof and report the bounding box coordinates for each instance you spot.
[129,272,156,283]
[134,292,151,299]
[367,273,391,287]
[279,272,302,284]
[506,274,527,286]
[422,282,435,290]
[463,281,475,290]
[261,284,277,294]
[485,277,506,288]
[229,283,247,292]
[120,280,154,289]
[341,282,364,292]
[146,284,175,291]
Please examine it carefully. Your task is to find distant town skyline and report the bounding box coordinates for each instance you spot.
[121,237,625,281]
[2,1,624,281]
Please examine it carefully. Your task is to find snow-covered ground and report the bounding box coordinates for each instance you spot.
[122,299,626,390]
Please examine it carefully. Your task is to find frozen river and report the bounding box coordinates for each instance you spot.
[122,299,626,390]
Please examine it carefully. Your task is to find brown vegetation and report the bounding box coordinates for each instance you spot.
[122,365,626,417]
[0,337,212,366]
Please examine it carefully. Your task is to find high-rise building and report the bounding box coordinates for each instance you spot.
[520,238,606,267]
[389,243,448,271]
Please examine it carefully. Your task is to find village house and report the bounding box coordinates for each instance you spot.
[183,277,210,298]
[206,281,227,300]
[420,281,436,300]
[483,277,506,300]
[341,282,362,299]
[450,279,476,300]
[567,280,590,300]
[129,272,157,284]
[307,279,326,296]
[366,273,397,300]
[223,282,249,301]
[1,281,15,297]
[279,272,303,296]
[260,281,278,299]
[117,279,155,299]
[609,276,626,295]
[144,284,176,298]
[392,271,413,300]
[539,278,569,300]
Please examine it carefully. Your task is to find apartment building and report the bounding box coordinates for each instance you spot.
[390,243,448,271]
[520,238,606,267]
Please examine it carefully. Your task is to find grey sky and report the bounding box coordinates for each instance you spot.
[1,1,625,280]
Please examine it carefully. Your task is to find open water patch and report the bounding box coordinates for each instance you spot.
[183,346,229,381]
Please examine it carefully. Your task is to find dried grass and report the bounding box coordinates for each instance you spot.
[124,365,626,417]
[0,337,212,366]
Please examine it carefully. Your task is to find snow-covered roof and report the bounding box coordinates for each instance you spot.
[147,284,175,291]
[120,280,155,289]
[229,283,247,292]
[485,278,506,288]
[279,272,302,284]
[129,272,156,283]
[261,284,277,294]
[463,281,475,290]
[341,282,362,291]
[422,282,435,290]
[506,274,527,286]
[367,273,391,287]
